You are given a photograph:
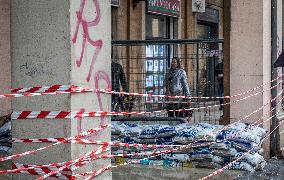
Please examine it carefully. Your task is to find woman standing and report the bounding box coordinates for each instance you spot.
[164,57,192,118]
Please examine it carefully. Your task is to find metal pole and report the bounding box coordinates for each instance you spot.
[271,0,280,158]
[196,43,199,98]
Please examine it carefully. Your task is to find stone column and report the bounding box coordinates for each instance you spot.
[0,0,11,118]
[11,0,111,179]
[230,0,272,158]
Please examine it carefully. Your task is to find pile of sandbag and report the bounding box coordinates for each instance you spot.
[217,123,267,172]
[0,116,12,155]
[111,122,268,172]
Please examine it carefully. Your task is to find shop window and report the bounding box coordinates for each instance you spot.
[145,14,178,110]
[146,15,169,39]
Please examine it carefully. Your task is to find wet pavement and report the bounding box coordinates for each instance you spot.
[112,164,242,180]
[112,159,284,180]
[235,158,284,180]
[0,154,283,179]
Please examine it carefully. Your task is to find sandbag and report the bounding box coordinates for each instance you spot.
[212,148,238,157]
[162,154,190,162]
[190,148,213,161]
[229,162,255,172]
[139,125,160,139]
[210,142,231,151]
[156,125,176,138]
[173,126,201,144]
[192,161,221,169]
[122,124,143,137]
[191,154,214,162]
[156,137,173,145]
[231,141,259,153]
[234,152,266,170]
[212,155,224,164]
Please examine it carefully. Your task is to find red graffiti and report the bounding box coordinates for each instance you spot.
[72,0,103,82]
[95,71,111,125]
[76,108,99,146]
[76,108,86,135]
[73,0,111,131]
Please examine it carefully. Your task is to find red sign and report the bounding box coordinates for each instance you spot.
[147,0,180,17]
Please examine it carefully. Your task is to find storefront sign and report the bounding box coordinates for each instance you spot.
[147,0,180,17]
[111,0,120,7]
[197,8,219,24]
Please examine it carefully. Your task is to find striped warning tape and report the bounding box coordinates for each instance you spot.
[7,145,109,178]
[5,82,282,176]
[13,94,283,149]
[4,75,281,100]
[12,138,185,148]
[8,141,211,179]
[9,87,282,176]
[73,94,284,179]
[202,88,283,142]
[9,145,109,180]
[11,85,73,93]
[74,108,283,179]
[69,142,214,179]
[8,106,281,178]
[199,116,284,180]
[97,75,281,99]
[11,80,282,120]
[8,86,282,177]
[0,124,109,162]
[36,145,109,180]
[37,105,281,179]
[11,162,72,179]
[1,86,96,99]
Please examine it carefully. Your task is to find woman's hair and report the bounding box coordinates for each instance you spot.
[171,57,181,69]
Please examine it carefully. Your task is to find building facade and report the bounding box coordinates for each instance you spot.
[111,0,224,119]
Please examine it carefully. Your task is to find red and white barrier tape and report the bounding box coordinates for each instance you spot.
[0,125,109,162]
[6,80,282,177]
[13,138,185,148]
[12,104,280,174]
[0,91,75,99]
[11,80,282,120]
[72,142,214,179]
[5,75,281,100]
[7,88,282,175]
[11,162,72,179]
[199,116,284,180]
[11,85,73,93]
[7,141,210,178]
[13,93,282,149]
[7,146,109,179]
[78,95,283,178]
[97,75,281,99]
[74,108,283,179]
[37,145,109,180]
[8,106,280,178]
[8,89,282,176]
[202,88,283,142]
[1,85,98,99]
[11,111,116,119]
